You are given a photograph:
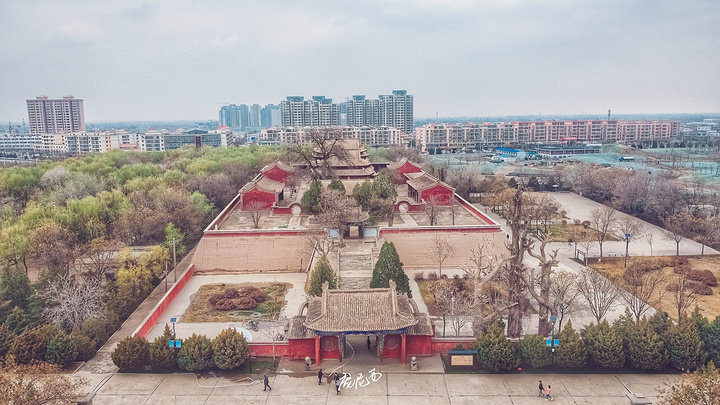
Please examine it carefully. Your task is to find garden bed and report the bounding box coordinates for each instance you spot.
[183,282,289,323]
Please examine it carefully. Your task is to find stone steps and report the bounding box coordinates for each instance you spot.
[338,245,374,290]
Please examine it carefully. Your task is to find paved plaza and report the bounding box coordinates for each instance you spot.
[88,371,676,405]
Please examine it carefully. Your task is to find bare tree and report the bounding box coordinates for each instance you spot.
[302,226,334,261]
[247,201,270,229]
[317,189,365,246]
[285,128,352,179]
[621,263,667,322]
[645,230,656,256]
[523,234,560,336]
[430,279,456,337]
[257,317,288,360]
[670,265,702,318]
[78,237,122,281]
[427,235,457,277]
[664,212,694,256]
[590,205,618,261]
[577,267,622,322]
[42,275,104,330]
[693,216,719,256]
[425,195,443,226]
[462,245,515,334]
[577,235,594,266]
[0,362,88,404]
[617,218,645,266]
[449,291,479,337]
[549,270,582,331]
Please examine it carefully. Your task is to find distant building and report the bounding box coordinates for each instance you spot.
[280,96,340,127]
[163,128,228,150]
[140,130,164,152]
[346,90,413,133]
[27,95,85,134]
[66,132,120,154]
[255,126,402,147]
[0,132,42,150]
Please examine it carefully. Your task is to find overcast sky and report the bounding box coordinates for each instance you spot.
[1,0,719,122]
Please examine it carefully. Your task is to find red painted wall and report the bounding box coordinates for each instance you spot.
[455,194,495,225]
[289,338,316,360]
[135,264,195,338]
[431,339,475,354]
[393,162,422,183]
[407,335,432,356]
[421,184,454,205]
[263,166,292,183]
[241,187,277,210]
[319,336,339,361]
[272,203,300,215]
[382,334,402,359]
[248,343,289,357]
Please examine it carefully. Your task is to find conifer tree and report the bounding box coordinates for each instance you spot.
[666,316,707,371]
[519,334,551,369]
[308,256,337,297]
[301,180,323,214]
[626,317,667,370]
[648,310,673,340]
[45,331,78,366]
[555,320,587,368]
[613,308,636,347]
[0,323,15,360]
[701,316,720,367]
[370,242,411,297]
[111,335,150,370]
[328,179,346,195]
[473,322,520,371]
[212,328,248,370]
[176,334,214,372]
[583,320,625,368]
[149,324,177,369]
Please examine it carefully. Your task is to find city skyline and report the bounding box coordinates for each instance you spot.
[1,1,719,122]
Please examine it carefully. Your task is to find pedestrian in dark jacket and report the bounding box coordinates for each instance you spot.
[367,336,371,351]
[263,375,271,391]
[334,373,340,394]
[538,380,544,397]
[318,369,324,385]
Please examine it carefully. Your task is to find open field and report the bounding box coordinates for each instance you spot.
[590,256,720,320]
[183,282,289,323]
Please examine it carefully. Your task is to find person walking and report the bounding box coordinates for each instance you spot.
[538,380,544,397]
[263,375,271,391]
[545,384,553,401]
[318,369,324,385]
[334,373,340,394]
[367,336,371,351]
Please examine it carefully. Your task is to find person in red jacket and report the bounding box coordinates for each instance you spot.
[545,384,553,401]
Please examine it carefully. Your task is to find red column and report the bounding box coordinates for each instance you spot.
[401,333,407,364]
[315,335,320,364]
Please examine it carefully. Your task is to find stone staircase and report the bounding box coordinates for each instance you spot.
[338,241,374,289]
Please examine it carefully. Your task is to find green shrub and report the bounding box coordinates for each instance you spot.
[4,306,29,334]
[149,325,177,369]
[701,316,720,367]
[626,317,667,370]
[10,325,55,364]
[554,320,587,368]
[0,323,16,360]
[473,322,519,371]
[666,316,707,371]
[111,335,150,370]
[70,327,96,362]
[81,318,109,350]
[45,331,78,366]
[519,334,551,369]
[212,328,248,370]
[176,334,214,372]
[308,256,337,297]
[370,242,411,298]
[583,320,625,368]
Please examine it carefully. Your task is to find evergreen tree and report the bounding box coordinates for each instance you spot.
[163,222,186,257]
[583,320,625,368]
[70,327,96,362]
[648,310,673,340]
[519,334,551,369]
[473,322,520,371]
[45,331,78,366]
[626,317,667,370]
[328,179,346,195]
[301,180,323,214]
[507,178,518,189]
[111,335,150,370]
[149,324,177,369]
[527,176,541,191]
[0,323,15,359]
[0,267,33,309]
[10,325,55,364]
[212,328,249,370]
[613,308,635,347]
[701,316,720,367]
[370,242,411,298]
[690,306,709,331]
[308,256,337,297]
[4,306,28,334]
[666,316,707,371]
[176,334,214,372]
[555,320,587,368]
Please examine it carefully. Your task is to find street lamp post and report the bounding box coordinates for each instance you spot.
[624,233,631,268]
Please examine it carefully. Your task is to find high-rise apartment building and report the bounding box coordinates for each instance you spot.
[280,96,341,128]
[27,95,85,134]
[219,104,242,129]
[249,104,261,128]
[345,90,413,133]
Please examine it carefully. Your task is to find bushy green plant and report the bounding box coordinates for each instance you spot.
[0,323,15,359]
[626,317,667,370]
[301,180,323,214]
[473,322,519,371]
[370,242,411,298]
[70,327,96,362]
[10,325,56,364]
[45,331,78,366]
[666,316,707,371]
[701,316,720,367]
[212,328,248,370]
[328,179,346,195]
[5,306,29,334]
[0,267,33,309]
[176,334,214,372]
[308,256,337,297]
[554,320,587,368]
[81,317,109,351]
[150,325,177,369]
[111,335,150,370]
[519,334,551,369]
[583,320,625,368]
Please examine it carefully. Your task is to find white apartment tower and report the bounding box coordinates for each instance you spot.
[27,95,86,134]
[280,96,340,128]
[345,90,413,133]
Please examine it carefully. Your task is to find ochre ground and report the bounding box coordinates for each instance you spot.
[182,282,289,323]
[590,256,720,320]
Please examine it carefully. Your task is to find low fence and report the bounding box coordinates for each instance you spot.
[134,264,195,338]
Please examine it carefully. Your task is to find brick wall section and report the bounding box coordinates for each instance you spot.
[193,234,308,271]
[431,338,476,353]
[134,264,195,338]
[249,342,289,357]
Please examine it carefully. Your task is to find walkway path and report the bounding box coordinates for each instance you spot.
[338,240,375,289]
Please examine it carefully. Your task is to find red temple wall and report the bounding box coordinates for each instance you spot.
[289,338,315,360]
[241,188,277,210]
[319,336,339,361]
[248,343,289,357]
[407,335,432,356]
[421,185,454,205]
[382,334,402,359]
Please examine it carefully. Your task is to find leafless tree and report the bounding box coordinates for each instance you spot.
[645,230,656,256]
[577,235,594,266]
[577,267,622,322]
[285,128,352,179]
[590,205,618,261]
[620,263,667,322]
[664,212,694,256]
[425,195,443,226]
[317,189,365,246]
[0,362,88,405]
[247,201,270,229]
[427,235,457,277]
[670,265,702,319]
[257,316,288,360]
[42,275,104,329]
[78,237,122,281]
[523,234,560,336]
[430,279,456,337]
[302,226,334,261]
[449,291,479,337]
[549,270,582,331]
[693,216,719,256]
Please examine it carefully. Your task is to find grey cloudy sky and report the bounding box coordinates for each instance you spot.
[1,0,718,122]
